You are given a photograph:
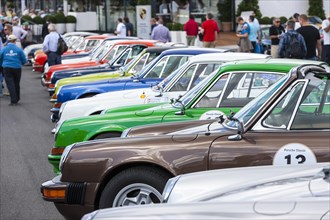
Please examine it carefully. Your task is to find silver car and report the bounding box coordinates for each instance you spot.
[81,164,330,220]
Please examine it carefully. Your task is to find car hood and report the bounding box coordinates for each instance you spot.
[167,163,329,203]
[49,61,99,72]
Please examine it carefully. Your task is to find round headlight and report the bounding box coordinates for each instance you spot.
[58,102,67,119]
[59,144,75,171]
[162,175,180,203]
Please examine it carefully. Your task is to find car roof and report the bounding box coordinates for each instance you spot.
[63,32,99,37]
[104,36,141,40]
[219,58,328,72]
[188,52,270,63]
[84,35,108,40]
[144,47,180,53]
[160,48,227,56]
[108,39,157,46]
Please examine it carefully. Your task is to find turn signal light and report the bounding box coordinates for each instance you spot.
[51,148,65,155]
[53,103,62,108]
[48,84,55,89]
[42,188,66,199]
[51,93,57,100]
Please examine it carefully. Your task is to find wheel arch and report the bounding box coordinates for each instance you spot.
[94,162,174,209]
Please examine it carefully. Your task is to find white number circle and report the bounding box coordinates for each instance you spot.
[199,110,225,120]
[273,143,317,166]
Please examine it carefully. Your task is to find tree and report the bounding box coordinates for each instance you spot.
[308,0,325,19]
[236,0,262,19]
[217,0,232,22]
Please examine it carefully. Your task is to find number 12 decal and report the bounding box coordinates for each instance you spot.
[284,154,306,164]
[273,143,317,166]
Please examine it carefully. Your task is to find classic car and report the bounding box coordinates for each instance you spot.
[41,64,330,220]
[40,39,157,88]
[49,48,223,112]
[50,59,327,173]
[43,44,150,90]
[23,43,43,65]
[53,52,270,128]
[163,163,330,203]
[81,164,330,220]
[50,47,184,123]
[32,32,99,72]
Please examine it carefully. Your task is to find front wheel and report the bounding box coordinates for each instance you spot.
[99,166,171,208]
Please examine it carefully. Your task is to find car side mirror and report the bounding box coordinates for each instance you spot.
[228,120,244,141]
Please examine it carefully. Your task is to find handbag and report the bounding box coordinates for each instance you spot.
[254,42,262,53]
[198,32,203,41]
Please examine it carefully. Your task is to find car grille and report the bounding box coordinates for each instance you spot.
[67,183,86,204]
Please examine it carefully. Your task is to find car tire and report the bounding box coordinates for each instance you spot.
[99,166,171,208]
[93,132,121,139]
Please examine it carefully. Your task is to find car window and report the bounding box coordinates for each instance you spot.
[130,53,149,73]
[104,45,127,62]
[114,48,131,66]
[195,72,282,108]
[93,41,114,60]
[263,75,330,130]
[144,55,189,79]
[169,63,220,92]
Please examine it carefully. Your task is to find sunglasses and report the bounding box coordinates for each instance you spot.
[4,29,8,30]
[275,21,280,23]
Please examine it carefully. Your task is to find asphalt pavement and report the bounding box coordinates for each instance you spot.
[0,66,64,220]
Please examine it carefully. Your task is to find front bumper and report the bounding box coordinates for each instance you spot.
[48,153,62,174]
[41,175,97,220]
[48,87,55,96]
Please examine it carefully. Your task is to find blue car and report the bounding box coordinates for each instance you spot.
[51,48,226,115]
[49,44,151,88]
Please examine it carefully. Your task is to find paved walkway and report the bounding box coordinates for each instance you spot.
[215,31,238,51]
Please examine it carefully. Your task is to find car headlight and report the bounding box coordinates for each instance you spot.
[59,144,75,171]
[58,102,67,119]
[44,64,50,74]
[162,175,181,203]
[54,121,63,140]
[121,128,131,137]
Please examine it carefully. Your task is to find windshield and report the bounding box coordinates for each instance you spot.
[91,41,114,60]
[71,37,84,51]
[155,67,185,91]
[135,55,160,77]
[225,74,289,128]
[173,70,218,107]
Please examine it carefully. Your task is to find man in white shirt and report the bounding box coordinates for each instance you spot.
[12,16,27,49]
[115,18,127,37]
[322,14,330,64]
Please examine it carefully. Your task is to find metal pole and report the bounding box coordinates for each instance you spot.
[124,0,127,17]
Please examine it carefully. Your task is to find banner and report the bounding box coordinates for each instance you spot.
[136,5,151,39]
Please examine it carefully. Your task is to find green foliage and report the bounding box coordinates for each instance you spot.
[308,0,325,19]
[217,0,232,22]
[259,16,271,24]
[21,15,33,24]
[43,15,56,24]
[54,13,67,23]
[279,16,288,24]
[236,0,262,19]
[32,16,44,24]
[65,15,77,23]
[167,23,184,31]
[137,0,151,4]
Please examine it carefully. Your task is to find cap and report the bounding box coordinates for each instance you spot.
[13,16,19,20]
[8,35,17,41]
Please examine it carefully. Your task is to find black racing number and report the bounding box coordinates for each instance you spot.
[284,154,306,164]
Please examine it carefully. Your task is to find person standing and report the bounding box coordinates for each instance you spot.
[297,14,321,60]
[183,14,199,46]
[124,17,134,36]
[269,17,285,58]
[248,15,260,52]
[151,18,171,43]
[0,39,3,97]
[115,18,127,37]
[321,14,330,64]
[0,35,27,105]
[236,16,253,52]
[201,13,219,48]
[293,13,301,30]
[278,20,306,59]
[42,18,51,40]
[42,23,62,66]
[12,16,28,49]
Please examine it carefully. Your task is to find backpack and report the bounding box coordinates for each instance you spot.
[284,33,305,59]
[57,34,68,55]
